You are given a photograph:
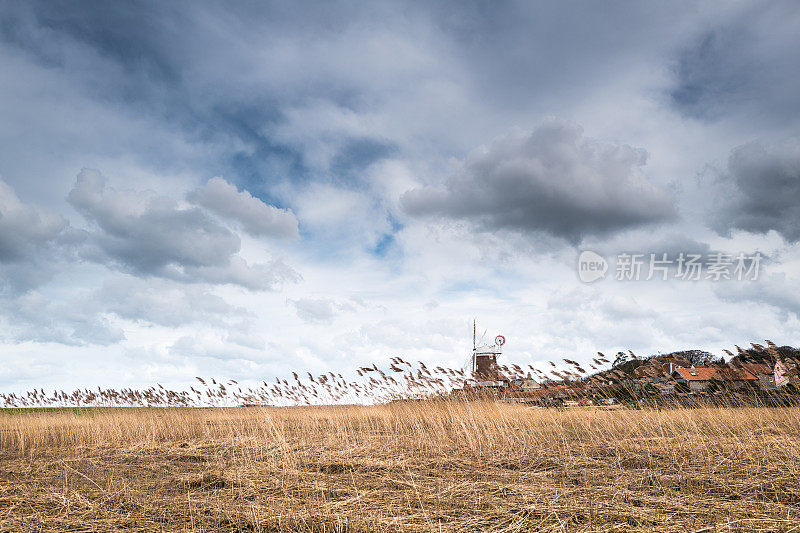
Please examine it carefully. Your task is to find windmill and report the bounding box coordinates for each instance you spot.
[470,319,506,387]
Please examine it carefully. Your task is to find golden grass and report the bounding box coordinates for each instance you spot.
[2,401,800,532]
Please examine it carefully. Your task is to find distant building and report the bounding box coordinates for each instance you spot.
[739,363,776,390]
[510,377,541,391]
[471,342,506,388]
[672,366,757,392]
[672,367,718,392]
[469,321,508,388]
[714,367,759,390]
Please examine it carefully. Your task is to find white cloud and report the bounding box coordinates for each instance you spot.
[187,177,298,239]
[225,331,267,350]
[185,255,300,292]
[0,290,125,346]
[288,297,355,324]
[169,333,261,361]
[67,169,299,290]
[96,275,249,327]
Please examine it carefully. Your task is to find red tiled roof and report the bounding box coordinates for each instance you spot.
[674,366,758,382]
[716,367,758,381]
[740,363,772,376]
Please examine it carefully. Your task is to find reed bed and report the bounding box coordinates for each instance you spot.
[2,401,800,532]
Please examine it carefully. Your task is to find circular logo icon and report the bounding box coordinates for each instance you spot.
[495,335,505,346]
[577,250,608,283]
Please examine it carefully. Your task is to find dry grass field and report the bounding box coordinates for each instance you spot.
[2,401,800,532]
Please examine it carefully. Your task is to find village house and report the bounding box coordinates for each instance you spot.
[672,367,757,393]
[672,367,717,392]
[503,377,543,404]
[509,377,541,391]
[739,363,777,390]
[714,367,759,390]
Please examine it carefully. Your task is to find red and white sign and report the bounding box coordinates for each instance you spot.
[494,335,505,346]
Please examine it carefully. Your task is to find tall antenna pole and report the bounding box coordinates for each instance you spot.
[472,319,476,374]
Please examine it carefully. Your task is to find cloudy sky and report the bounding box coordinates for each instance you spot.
[1,0,800,392]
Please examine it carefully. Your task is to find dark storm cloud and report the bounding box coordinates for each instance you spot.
[2,1,794,205]
[0,0,402,193]
[401,120,676,243]
[0,178,84,293]
[423,1,692,108]
[0,178,68,262]
[711,139,800,243]
[0,0,701,201]
[669,1,800,125]
[67,169,300,290]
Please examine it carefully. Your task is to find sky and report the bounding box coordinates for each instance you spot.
[1,0,800,392]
